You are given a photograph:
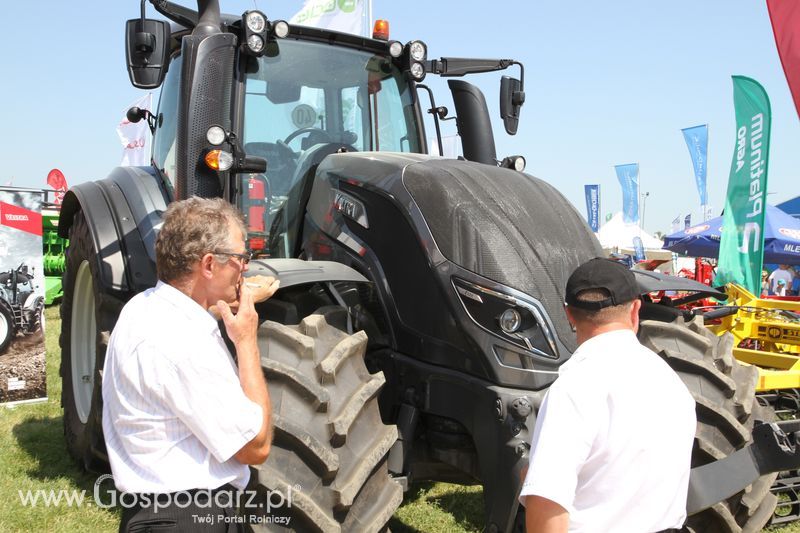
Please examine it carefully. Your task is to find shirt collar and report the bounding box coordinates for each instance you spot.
[153,281,220,335]
[561,328,638,374]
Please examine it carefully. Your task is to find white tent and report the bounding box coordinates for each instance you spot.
[596,212,664,250]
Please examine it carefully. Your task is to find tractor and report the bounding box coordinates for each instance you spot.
[0,264,44,354]
[58,1,800,531]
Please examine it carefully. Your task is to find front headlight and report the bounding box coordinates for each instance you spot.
[499,308,523,334]
[453,277,558,359]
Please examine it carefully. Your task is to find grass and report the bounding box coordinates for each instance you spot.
[0,306,798,532]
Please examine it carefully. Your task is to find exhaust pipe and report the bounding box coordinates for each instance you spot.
[195,0,222,36]
[448,80,497,166]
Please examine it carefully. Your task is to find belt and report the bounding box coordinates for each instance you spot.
[132,483,238,505]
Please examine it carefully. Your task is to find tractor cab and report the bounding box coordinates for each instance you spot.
[127,1,524,260]
[238,36,424,257]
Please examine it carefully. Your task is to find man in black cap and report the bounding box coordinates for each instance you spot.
[519,258,696,533]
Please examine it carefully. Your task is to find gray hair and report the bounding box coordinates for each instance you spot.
[155,197,246,283]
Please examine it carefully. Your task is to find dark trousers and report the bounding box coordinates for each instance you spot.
[119,484,243,533]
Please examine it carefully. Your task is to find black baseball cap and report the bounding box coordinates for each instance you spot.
[565,258,641,310]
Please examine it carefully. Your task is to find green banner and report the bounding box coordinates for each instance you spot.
[716,76,771,294]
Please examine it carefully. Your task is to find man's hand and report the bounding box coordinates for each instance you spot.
[217,284,258,347]
[220,284,273,466]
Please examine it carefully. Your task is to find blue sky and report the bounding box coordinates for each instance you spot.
[1,1,797,234]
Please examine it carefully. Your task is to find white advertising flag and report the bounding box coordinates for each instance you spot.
[117,93,152,167]
[289,0,366,36]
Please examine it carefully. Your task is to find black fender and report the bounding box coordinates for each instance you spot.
[58,167,369,295]
[58,166,170,294]
[246,258,368,289]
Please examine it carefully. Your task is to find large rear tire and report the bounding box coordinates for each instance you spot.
[59,211,122,472]
[0,303,13,354]
[25,295,44,334]
[251,314,402,532]
[639,316,778,533]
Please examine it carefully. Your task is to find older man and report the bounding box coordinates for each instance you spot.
[520,258,696,533]
[102,197,279,532]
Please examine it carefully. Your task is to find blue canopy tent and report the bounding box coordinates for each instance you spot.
[663,204,800,264]
[778,196,800,220]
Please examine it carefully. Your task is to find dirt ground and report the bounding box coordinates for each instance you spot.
[0,330,47,403]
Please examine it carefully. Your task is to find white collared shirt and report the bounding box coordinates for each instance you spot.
[520,329,696,533]
[102,281,263,493]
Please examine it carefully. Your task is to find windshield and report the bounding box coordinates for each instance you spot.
[240,38,422,257]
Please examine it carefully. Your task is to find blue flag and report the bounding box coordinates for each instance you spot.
[681,125,709,206]
[615,164,639,224]
[632,236,645,262]
[584,184,600,231]
[685,214,692,230]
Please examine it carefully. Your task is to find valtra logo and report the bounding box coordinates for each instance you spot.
[0,201,42,236]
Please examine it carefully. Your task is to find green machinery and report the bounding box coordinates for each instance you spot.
[42,202,67,305]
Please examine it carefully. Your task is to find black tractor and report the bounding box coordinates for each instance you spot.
[0,264,44,354]
[58,1,799,531]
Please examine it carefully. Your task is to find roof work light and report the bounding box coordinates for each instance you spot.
[404,40,427,81]
[242,10,269,56]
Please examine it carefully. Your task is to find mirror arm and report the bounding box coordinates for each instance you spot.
[228,132,267,174]
[429,58,516,77]
[148,0,200,29]
[514,61,525,94]
[416,84,445,157]
[133,0,156,60]
[510,60,526,106]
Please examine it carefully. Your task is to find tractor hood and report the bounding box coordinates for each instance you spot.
[309,153,602,355]
[402,158,602,352]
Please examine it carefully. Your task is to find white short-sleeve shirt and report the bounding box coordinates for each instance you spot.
[520,329,696,533]
[101,281,263,493]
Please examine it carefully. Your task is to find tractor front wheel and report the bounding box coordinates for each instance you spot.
[60,211,122,471]
[250,314,402,532]
[639,316,778,533]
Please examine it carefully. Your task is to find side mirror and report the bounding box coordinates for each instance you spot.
[500,76,525,135]
[125,18,171,89]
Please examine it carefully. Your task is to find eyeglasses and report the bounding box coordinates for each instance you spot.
[212,250,252,265]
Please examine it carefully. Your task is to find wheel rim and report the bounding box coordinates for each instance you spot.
[0,308,9,345]
[71,261,96,424]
